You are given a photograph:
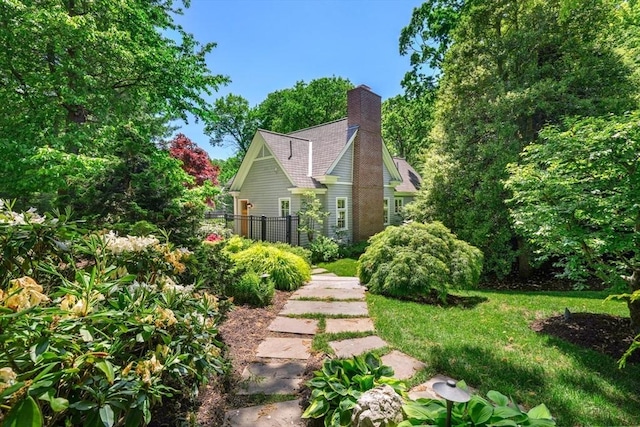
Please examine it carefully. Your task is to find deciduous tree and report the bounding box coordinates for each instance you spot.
[168,134,219,186]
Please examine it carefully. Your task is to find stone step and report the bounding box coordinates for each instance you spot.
[255,337,311,360]
[329,335,388,359]
[291,287,365,301]
[311,268,329,274]
[225,400,303,427]
[325,318,374,333]
[267,316,318,335]
[238,361,306,395]
[381,350,426,380]
[280,300,368,317]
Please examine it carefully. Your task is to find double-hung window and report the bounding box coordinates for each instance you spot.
[336,197,348,229]
[394,198,403,214]
[383,198,390,225]
[279,198,291,217]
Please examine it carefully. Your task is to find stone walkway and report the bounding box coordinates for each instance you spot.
[224,272,454,426]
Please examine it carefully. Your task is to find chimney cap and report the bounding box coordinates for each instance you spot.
[355,84,372,91]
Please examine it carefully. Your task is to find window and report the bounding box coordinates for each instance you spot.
[336,197,348,229]
[394,198,403,214]
[383,198,390,225]
[279,198,291,217]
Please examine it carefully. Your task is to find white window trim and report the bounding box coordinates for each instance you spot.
[336,197,348,230]
[383,197,390,225]
[279,197,291,217]
[394,197,403,214]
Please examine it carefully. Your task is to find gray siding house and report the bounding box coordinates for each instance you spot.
[228,85,422,244]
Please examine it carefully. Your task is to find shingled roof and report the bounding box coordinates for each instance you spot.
[255,118,357,188]
[393,157,422,193]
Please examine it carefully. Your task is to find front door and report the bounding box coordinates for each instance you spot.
[240,200,249,237]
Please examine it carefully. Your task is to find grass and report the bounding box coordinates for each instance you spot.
[317,258,358,277]
[367,289,640,426]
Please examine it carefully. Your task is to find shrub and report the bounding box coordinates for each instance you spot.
[222,235,254,254]
[227,271,275,307]
[231,244,310,291]
[309,235,340,264]
[358,222,483,301]
[266,242,312,266]
[302,352,406,426]
[183,240,239,296]
[400,387,555,426]
[339,240,369,259]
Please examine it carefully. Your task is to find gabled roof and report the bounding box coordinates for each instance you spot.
[393,157,422,194]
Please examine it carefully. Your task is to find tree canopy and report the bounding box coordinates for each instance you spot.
[0,0,227,209]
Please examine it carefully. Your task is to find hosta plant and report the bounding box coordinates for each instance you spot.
[302,352,406,427]
[399,387,556,427]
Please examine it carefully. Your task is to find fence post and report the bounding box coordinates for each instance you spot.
[261,216,267,241]
[249,215,253,239]
[286,215,292,245]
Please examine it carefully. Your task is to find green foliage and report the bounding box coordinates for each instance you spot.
[0,207,225,427]
[338,241,369,259]
[399,387,555,427]
[0,0,227,206]
[184,240,238,296]
[358,222,482,301]
[207,95,260,156]
[310,236,341,264]
[230,244,311,291]
[506,111,640,337]
[265,242,313,266]
[257,77,354,134]
[298,191,331,242]
[222,235,254,254]
[302,353,406,427]
[227,271,275,307]
[403,0,638,278]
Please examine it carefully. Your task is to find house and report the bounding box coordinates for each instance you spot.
[228,85,422,244]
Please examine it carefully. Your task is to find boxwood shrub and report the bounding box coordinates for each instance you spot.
[358,221,483,301]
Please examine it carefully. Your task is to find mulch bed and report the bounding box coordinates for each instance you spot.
[531,312,639,364]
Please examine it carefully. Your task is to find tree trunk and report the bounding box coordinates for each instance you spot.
[628,269,640,334]
[517,237,532,279]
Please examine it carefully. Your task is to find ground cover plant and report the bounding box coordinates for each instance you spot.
[358,222,483,302]
[0,203,226,426]
[367,290,640,426]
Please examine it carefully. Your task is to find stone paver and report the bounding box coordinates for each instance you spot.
[408,375,476,400]
[267,317,318,335]
[311,268,329,274]
[255,338,311,360]
[325,318,374,333]
[238,361,306,395]
[291,287,365,300]
[225,400,303,427]
[305,277,362,289]
[329,335,388,358]
[381,350,426,380]
[280,300,368,316]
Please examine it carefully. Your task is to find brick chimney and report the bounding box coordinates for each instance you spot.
[348,85,383,242]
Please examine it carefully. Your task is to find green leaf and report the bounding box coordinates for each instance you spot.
[487,390,510,406]
[80,327,93,342]
[4,396,43,427]
[95,359,115,384]
[468,397,493,424]
[99,404,115,427]
[528,403,553,420]
[124,409,144,427]
[50,396,69,412]
[302,397,330,419]
[489,420,518,427]
[402,401,444,421]
[69,400,97,411]
[492,405,523,419]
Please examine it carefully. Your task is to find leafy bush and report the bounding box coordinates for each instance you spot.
[338,240,369,259]
[266,242,312,266]
[0,205,226,426]
[302,352,406,427]
[400,387,555,426]
[222,235,254,254]
[227,271,275,307]
[231,244,310,291]
[310,235,340,263]
[181,240,239,296]
[197,219,233,241]
[358,222,483,301]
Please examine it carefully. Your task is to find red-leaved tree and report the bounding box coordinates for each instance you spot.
[168,134,219,187]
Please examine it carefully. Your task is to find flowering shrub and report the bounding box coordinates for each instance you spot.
[205,233,224,243]
[0,205,226,426]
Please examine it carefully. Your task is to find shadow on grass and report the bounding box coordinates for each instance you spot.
[392,292,488,309]
[483,289,614,300]
[428,343,640,426]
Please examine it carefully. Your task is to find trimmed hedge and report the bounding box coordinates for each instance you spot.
[231,244,311,291]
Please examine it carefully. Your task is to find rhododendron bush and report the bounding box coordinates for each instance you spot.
[0,202,225,426]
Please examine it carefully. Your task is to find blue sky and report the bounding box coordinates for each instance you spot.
[172,0,423,159]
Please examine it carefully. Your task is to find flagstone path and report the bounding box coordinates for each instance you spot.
[224,272,455,426]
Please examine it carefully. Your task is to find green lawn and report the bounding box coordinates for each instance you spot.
[367,290,640,426]
[317,258,358,277]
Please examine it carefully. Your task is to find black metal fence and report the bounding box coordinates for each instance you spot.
[205,212,301,246]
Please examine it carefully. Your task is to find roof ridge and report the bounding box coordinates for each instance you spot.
[258,129,309,141]
[288,117,348,134]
